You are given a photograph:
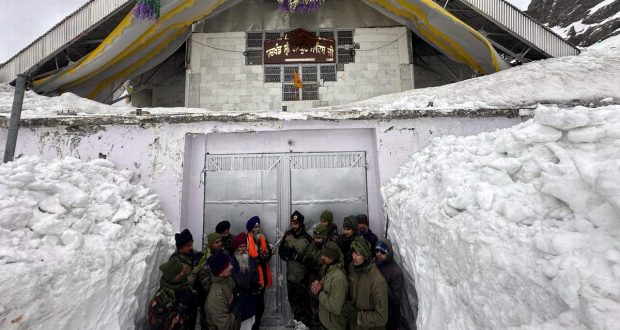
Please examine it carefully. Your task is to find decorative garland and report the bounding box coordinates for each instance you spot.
[277,0,324,13]
[133,0,160,20]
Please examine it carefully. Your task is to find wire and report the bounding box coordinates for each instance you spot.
[357,32,408,52]
[190,38,245,53]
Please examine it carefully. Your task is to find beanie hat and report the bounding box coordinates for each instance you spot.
[208,251,232,276]
[215,220,231,234]
[312,223,328,238]
[356,214,369,226]
[207,233,221,250]
[351,237,371,260]
[159,259,184,282]
[320,210,333,224]
[290,210,304,224]
[375,240,390,255]
[343,215,357,231]
[232,233,247,251]
[175,229,193,248]
[246,216,261,232]
[321,241,341,262]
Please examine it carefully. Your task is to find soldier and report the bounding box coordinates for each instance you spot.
[231,233,260,330]
[278,210,312,327]
[337,215,359,275]
[303,223,328,330]
[207,232,223,256]
[216,220,234,255]
[245,216,272,330]
[375,238,404,330]
[310,241,347,330]
[169,229,202,329]
[206,251,240,330]
[344,237,388,330]
[147,259,195,330]
[357,214,378,251]
[319,210,339,241]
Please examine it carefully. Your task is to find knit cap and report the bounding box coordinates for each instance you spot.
[208,251,232,276]
[232,232,248,251]
[215,220,231,234]
[175,229,193,248]
[207,232,221,250]
[320,210,333,224]
[321,241,341,262]
[375,240,390,255]
[350,236,371,260]
[343,215,357,231]
[312,223,328,238]
[246,216,261,232]
[159,259,184,282]
[290,210,305,224]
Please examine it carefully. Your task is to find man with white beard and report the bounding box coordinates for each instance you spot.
[231,233,260,330]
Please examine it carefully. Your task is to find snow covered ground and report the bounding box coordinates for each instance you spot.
[0,156,174,329]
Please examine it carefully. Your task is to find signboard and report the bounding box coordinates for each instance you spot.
[264,36,335,64]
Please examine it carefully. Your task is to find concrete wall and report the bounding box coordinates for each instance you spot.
[186,26,414,111]
[130,51,186,108]
[0,116,520,248]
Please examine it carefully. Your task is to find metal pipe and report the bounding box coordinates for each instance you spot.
[3,74,27,163]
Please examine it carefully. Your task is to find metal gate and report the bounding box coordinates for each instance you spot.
[204,152,368,326]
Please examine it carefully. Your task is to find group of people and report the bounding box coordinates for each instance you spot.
[147,210,407,330]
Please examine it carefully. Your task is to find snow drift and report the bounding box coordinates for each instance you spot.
[0,156,174,329]
[383,104,620,329]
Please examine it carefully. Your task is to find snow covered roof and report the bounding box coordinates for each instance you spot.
[1,35,617,126]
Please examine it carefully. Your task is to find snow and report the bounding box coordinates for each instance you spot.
[589,0,617,15]
[0,156,174,329]
[383,104,620,329]
[339,36,620,111]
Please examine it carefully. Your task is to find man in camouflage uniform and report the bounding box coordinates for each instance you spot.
[344,237,388,330]
[319,210,339,242]
[304,223,328,329]
[278,210,312,327]
[216,220,234,255]
[169,229,202,329]
[148,259,195,330]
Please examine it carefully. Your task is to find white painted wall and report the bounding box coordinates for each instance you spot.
[0,116,519,248]
[187,27,413,111]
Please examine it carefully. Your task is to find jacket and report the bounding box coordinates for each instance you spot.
[231,255,260,321]
[337,234,357,275]
[347,262,389,330]
[206,276,240,330]
[278,227,311,283]
[318,258,348,330]
[376,238,404,329]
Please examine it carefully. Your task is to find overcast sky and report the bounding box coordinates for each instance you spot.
[0,0,88,63]
[0,0,533,64]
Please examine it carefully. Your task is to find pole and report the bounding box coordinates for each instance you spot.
[3,74,27,163]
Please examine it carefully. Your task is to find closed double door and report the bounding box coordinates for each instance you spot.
[203,152,368,326]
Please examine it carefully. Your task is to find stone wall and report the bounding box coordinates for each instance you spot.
[186,27,414,111]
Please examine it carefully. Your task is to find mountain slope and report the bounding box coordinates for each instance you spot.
[526,0,620,47]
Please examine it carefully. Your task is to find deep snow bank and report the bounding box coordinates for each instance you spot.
[343,36,620,111]
[0,156,174,329]
[383,104,620,329]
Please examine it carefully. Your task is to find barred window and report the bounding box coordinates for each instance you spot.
[302,66,318,82]
[264,66,281,83]
[283,84,300,101]
[302,84,319,100]
[320,65,336,82]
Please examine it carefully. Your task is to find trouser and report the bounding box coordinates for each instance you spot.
[387,302,401,330]
[309,297,321,330]
[252,288,265,330]
[287,280,312,326]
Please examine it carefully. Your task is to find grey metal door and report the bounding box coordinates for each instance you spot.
[204,152,368,327]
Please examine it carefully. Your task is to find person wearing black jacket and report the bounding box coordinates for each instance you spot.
[375,238,404,330]
[337,215,359,275]
[278,210,312,327]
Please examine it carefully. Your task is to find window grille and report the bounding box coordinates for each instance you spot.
[264,66,281,83]
[302,84,319,100]
[320,65,336,81]
[283,66,296,82]
[302,66,318,82]
[337,30,355,65]
[283,84,300,101]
